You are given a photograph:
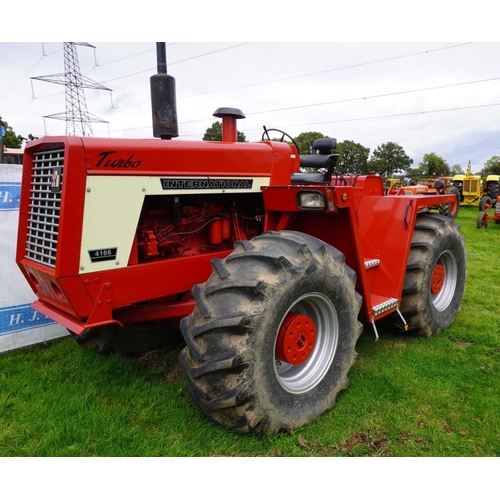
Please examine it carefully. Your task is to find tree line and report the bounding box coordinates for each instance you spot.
[4,114,499,179]
[203,121,500,179]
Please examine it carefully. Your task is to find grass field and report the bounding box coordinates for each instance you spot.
[1,207,499,457]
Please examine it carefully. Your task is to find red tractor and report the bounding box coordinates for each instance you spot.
[477,195,500,228]
[15,44,467,435]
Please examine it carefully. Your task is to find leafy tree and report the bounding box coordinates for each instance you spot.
[203,121,247,142]
[483,156,500,176]
[419,152,450,177]
[405,165,427,179]
[336,140,370,174]
[368,142,413,177]
[0,116,22,148]
[450,164,463,175]
[293,131,327,155]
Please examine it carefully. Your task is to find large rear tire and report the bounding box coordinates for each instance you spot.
[179,231,363,435]
[382,213,466,337]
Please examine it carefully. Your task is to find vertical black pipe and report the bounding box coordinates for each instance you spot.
[150,42,178,139]
[156,42,167,73]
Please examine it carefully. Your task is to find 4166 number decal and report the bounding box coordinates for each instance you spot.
[89,248,118,263]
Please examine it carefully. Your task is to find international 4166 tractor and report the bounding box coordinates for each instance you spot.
[15,44,467,435]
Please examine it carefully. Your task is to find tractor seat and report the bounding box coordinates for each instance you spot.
[292,138,339,184]
[291,173,328,184]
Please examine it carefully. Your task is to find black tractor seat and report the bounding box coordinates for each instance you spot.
[291,172,329,184]
[289,137,339,184]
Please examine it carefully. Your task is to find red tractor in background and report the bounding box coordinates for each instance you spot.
[477,195,500,228]
[15,44,467,435]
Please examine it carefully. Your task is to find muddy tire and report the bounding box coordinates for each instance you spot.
[179,231,363,435]
[72,320,180,357]
[382,213,466,337]
[438,187,460,218]
[487,181,499,207]
[477,212,488,229]
[479,196,493,212]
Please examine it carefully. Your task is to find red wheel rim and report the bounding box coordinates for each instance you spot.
[276,313,316,365]
[431,263,445,295]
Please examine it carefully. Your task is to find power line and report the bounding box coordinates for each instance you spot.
[3,43,56,96]
[12,42,487,139]
[244,76,500,117]
[168,76,500,126]
[93,43,177,67]
[178,42,476,99]
[101,42,251,84]
[108,42,478,111]
[239,102,500,134]
[103,101,500,137]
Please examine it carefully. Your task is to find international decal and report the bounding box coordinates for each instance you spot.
[161,178,254,190]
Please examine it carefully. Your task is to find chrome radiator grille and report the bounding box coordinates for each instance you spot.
[25,149,64,268]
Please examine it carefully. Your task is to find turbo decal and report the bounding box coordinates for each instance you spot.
[96,151,141,168]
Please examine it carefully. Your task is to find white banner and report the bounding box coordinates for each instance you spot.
[0,163,68,354]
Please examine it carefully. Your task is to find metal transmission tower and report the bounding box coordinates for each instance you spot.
[31,42,111,136]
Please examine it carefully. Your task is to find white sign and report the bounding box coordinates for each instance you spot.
[0,163,68,354]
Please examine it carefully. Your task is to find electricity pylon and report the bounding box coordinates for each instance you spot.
[31,42,111,136]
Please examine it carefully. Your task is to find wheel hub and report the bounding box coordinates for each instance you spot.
[276,313,316,365]
[431,263,445,295]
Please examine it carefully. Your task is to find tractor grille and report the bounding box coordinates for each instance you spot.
[463,179,478,194]
[25,148,65,268]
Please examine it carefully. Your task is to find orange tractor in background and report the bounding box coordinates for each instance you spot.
[387,177,460,218]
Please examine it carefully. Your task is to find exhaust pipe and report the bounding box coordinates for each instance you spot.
[150,42,179,140]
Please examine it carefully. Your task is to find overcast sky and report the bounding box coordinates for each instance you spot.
[1,41,499,170]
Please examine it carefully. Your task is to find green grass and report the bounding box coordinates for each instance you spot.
[1,207,499,457]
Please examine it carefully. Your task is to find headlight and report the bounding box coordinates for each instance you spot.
[297,191,325,210]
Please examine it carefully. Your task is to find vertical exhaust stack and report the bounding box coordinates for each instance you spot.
[151,42,179,140]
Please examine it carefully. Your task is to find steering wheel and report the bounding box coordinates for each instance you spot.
[262,127,301,154]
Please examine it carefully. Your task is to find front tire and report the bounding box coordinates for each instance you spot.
[477,212,488,229]
[479,196,493,212]
[179,231,363,435]
[487,181,499,208]
[383,213,466,337]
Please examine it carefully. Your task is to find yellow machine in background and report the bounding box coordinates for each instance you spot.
[452,162,499,211]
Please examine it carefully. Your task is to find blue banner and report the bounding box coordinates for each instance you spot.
[0,182,21,211]
[0,304,55,336]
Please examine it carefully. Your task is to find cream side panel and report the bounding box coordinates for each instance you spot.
[79,176,150,274]
[79,175,271,273]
